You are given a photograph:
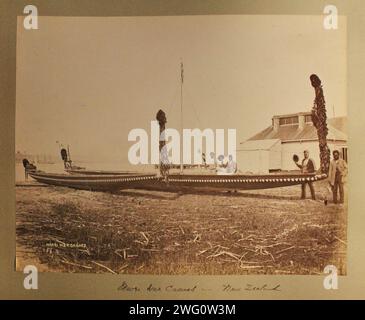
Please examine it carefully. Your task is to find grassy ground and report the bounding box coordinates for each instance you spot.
[16,180,347,275]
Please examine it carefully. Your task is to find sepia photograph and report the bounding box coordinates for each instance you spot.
[15,14,347,275]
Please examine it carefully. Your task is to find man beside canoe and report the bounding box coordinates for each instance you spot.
[294,150,316,200]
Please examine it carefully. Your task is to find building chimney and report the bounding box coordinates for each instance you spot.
[298,114,305,130]
[272,116,279,132]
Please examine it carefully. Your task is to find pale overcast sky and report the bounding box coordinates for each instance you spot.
[16,15,346,162]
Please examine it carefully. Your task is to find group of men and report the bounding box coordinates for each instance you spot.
[207,149,347,204]
[294,149,348,204]
[170,148,346,204]
[206,152,237,174]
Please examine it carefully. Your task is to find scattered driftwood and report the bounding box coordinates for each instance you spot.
[276,246,296,254]
[114,248,130,260]
[91,261,117,274]
[136,264,144,271]
[207,251,241,261]
[193,233,201,242]
[334,236,347,246]
[140,232,149,245]
[118,264,129,272]
[61,259,92,270]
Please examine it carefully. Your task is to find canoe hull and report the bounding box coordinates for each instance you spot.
[160,173,327,190]
[29,172,158,191]
[28,171,327,192]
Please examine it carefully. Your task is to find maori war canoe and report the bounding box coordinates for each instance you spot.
[28,170,327,192]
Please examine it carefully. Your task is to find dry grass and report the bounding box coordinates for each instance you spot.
[16,181,347,275]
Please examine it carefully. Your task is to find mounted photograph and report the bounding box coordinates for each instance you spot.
[15,15,347,275]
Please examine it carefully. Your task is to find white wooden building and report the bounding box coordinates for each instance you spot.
[237,112,347,174]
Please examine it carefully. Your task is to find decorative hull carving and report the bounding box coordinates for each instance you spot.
[29,171,327,192]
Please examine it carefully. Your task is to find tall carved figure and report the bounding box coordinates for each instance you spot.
[156,109,169,178]
[310,74,330,174]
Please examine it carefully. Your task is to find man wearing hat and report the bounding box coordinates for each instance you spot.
[294,150,316,200]
[328,150,348,204]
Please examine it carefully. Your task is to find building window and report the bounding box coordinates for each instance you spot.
[342,147,348,162]
[305,115,312,123]
[279,116,299,125]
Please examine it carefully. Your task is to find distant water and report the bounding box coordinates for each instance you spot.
[15,161,156,182]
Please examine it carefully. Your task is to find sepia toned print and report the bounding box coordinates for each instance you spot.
[16,15,347,275]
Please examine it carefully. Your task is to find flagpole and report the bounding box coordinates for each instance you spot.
[180,61,184,174]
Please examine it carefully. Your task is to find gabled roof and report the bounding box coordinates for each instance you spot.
[238,139,281,151]
[245,116,347,143]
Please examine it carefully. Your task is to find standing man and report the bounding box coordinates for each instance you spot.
[328,150,348,204]
[227,154,237,174]
[202,153,207,167]
[216,154,228,175]
[209,152,217,171]
[294,150,316,200]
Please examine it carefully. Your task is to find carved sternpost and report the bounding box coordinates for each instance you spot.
[156,109,169,177]
[310,74,330,174]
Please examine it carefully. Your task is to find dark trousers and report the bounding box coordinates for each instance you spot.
[333,175,344,204]
[301,182,316,200]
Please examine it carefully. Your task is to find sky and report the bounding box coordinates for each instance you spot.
[16,15,346,163]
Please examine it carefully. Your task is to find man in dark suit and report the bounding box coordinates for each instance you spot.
[294,150,316,200]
